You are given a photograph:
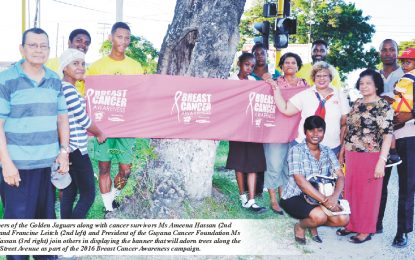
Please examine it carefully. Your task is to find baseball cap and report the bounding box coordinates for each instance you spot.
[398,48,415,59]
[51,162,72,189]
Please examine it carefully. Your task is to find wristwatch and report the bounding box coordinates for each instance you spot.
[60,145,70,154]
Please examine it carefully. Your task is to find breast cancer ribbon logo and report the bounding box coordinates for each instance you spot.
[85,88,95,117]
[245,92,256,124]
[171,91,183,121]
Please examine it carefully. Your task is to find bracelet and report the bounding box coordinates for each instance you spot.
[379,155,387,162]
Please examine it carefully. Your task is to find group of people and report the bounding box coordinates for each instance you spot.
[226,39,415,248]
[0,19,413,260]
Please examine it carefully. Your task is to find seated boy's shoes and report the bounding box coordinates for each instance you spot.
[386,154,402,168]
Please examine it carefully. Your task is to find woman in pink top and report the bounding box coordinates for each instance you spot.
[263,53,309,215]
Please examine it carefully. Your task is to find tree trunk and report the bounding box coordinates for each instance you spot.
[111,0,246,219]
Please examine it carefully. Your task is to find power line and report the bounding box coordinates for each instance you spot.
[52,0,110,14]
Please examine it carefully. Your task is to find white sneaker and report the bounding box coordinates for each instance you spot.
[240,194,248,207]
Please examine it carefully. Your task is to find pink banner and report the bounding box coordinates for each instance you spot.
[85,74,303,143]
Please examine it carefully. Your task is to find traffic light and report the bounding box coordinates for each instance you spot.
[263,3,277,17]
[253,21,270,50]
[274,17,297,49]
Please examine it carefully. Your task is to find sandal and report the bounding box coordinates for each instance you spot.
[336,228,354,236]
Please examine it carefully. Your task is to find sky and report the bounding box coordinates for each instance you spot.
[0,0,415,66]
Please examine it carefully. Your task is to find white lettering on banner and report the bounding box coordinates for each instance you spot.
[85,88,128,122]
[171,91,212,124]
[246,92,277,127]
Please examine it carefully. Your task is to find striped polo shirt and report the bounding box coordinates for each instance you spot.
[0,59,67,170]
[62,81,91,155]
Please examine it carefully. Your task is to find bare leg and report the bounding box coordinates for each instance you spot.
[268,188,282,211]
[247,172,256,200]
[98,161,111,194]
[113,163,131,190]
[299,207,328,229]
[278,186,283,198]
[235,171,245,195]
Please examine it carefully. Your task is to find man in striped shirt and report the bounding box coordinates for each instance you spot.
[0,28,70,222]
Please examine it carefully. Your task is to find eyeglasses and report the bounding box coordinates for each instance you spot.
[315,74,330,79]
[25,43,49,51]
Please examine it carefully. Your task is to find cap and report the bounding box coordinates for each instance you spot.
[51,162,72,189]
[59,48,85,74]
[398,48,415,59]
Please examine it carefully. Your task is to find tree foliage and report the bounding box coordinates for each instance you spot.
[100,35,159,74]
[398,39,415,53]
[240,0,380,77]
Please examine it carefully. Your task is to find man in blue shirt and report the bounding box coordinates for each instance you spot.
[0,28,69,223]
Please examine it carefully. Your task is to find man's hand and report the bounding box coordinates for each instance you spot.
[2,161,21,187]
[394,112,413,125]
[56,152,69,174]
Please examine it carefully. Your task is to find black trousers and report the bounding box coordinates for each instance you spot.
[377,136,415,233]
[60,149,96,219]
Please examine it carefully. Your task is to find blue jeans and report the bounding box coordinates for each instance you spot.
[264,143,289,189]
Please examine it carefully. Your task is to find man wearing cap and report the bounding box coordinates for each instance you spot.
[377,44,415,248]
[296,39,342,89]
[47,28,91,96]
[87,22,143,213]
[0,27,69,222]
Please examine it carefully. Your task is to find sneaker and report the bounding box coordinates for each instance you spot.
[240,194,248,207]
[386,154,402,168]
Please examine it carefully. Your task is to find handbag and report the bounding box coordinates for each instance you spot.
[303,174,336,205]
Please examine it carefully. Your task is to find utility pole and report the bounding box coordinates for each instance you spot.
[55,23,59,57]
[22,0,26,33]
[275,0,284,68]
[116,0,123,22]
